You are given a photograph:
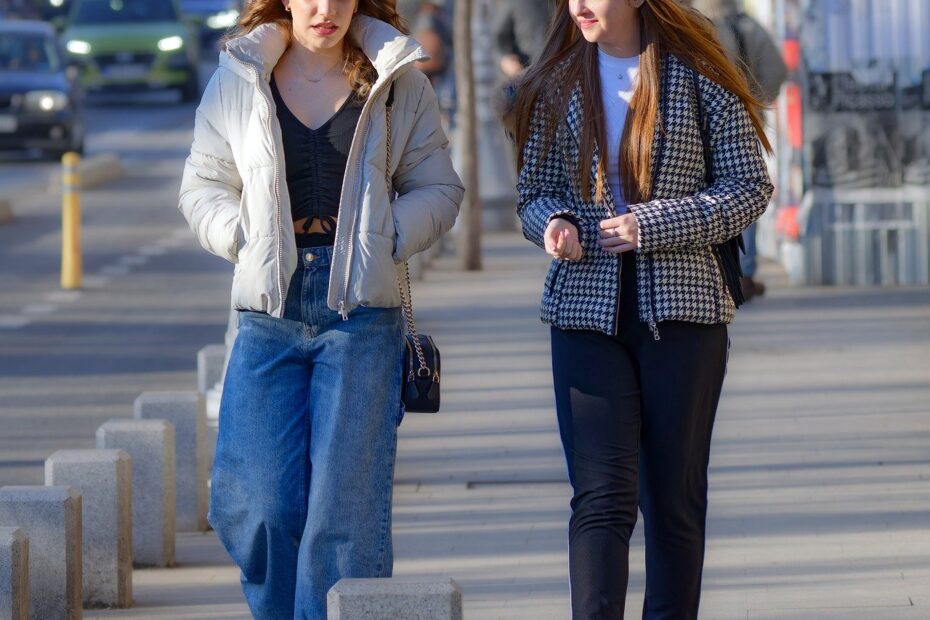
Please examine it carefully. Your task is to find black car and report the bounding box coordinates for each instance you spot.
[0,20,85,158]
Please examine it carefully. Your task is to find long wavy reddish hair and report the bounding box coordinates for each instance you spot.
[509,0,772,204]
[231,0,409,98]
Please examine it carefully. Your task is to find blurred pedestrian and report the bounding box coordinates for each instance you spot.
[690,0,787,299]
[407,0,455,126]
[178,1,463,618]
[510,0,772,617]
[494,0,554,79]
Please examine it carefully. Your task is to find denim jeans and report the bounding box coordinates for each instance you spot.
[209,246,405,620]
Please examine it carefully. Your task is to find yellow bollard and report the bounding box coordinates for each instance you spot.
[61,152,82,289]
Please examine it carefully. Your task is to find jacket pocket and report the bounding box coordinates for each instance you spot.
[543,260,565,296]
[351,232,403,308]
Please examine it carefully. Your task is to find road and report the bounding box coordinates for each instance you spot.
[0,61,217,198]
[0,61,232,486]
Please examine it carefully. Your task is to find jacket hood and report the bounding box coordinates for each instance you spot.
[221,15,427,83]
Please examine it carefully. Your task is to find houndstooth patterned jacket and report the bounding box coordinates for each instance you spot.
[517,53,774,337]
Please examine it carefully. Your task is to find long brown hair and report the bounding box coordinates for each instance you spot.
[232,0,409,98]
[509,0,772,205]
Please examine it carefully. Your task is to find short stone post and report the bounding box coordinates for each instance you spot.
[327,578,463,620]
[0,487,82,620]
[196,344,227,395]
[96,420,175,567]
[200,341,228,499]
[0,527,28,620]
[134,392,208,532]
[44,450,132,608]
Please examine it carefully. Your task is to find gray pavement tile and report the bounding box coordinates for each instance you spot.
[3,215,930,618]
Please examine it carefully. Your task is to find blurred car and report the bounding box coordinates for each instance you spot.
[0,20,85,158]
[179,0,241,51]
[38,0,74,22]
[61,0,201,102]
[0,0,72,23]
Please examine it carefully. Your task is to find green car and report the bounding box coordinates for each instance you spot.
[62,0,201,101]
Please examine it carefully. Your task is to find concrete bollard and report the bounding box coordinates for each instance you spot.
[0,527,29,620]
[44,450,132,608]
[197,344,227,395]
[96,420,175,567]
[0,487,82,620]
[133,392,208,532]
[327,578,463,620]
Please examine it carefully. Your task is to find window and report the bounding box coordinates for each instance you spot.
[0,34,60,73]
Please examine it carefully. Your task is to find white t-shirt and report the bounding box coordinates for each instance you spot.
[598,49,640,214]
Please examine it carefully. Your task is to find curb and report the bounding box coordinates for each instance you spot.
[47,153,123,192]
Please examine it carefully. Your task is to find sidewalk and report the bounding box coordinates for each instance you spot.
[93,232,930,619]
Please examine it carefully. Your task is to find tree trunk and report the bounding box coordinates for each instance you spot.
[454,0,482,270]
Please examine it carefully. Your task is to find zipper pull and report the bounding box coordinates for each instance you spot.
[338,301,349,321]
[648,320,662,342]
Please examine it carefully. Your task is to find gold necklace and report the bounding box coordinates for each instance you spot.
[293,54,345,83]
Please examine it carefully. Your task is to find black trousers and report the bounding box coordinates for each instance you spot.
[551,254,728,620]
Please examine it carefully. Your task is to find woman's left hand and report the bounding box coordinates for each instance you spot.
[598,214,640,254]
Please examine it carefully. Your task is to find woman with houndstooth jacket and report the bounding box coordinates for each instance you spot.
[507,1,774,617]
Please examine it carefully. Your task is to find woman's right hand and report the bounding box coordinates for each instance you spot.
[544,218,583,262]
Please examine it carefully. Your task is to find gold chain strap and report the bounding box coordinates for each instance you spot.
[386,95,430,377]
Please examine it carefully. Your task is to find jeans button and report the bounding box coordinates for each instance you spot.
[305,252,315,262]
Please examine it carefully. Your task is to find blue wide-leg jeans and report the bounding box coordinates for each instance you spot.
[209,246,405,620]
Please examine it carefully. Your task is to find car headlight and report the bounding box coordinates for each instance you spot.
[66,40,92,55]
[158,36,184,52]
[206,10,239,30]
[25,91,69,112]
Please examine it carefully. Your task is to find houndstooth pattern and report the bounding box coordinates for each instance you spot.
[517,54,774,335]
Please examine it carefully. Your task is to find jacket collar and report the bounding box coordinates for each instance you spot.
[222,14,427,83]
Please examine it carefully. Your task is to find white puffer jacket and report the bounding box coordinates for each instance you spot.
[179,16,463,318]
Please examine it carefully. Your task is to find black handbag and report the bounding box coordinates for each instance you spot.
[398,264,441,413]
[385,84,442,413]
[690,68,748,308]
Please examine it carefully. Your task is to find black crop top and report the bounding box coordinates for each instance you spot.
[271,76,364,248]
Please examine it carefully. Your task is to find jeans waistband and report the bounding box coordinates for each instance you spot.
[295,245,333,269]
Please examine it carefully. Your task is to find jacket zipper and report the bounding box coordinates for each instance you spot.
[338,82,386,320]
[337,56,421,320]
[605,171,622,337]
[338,126,367,320]
[563,117,623,336]
[644,59,670,342]
[230,54,287,318]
